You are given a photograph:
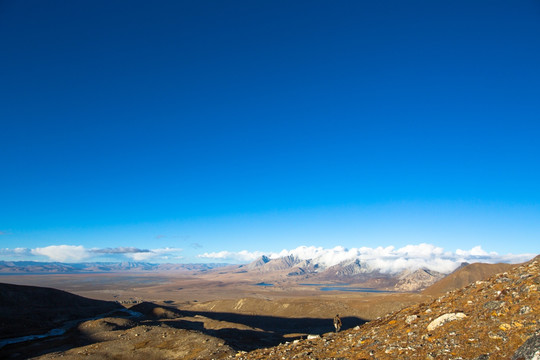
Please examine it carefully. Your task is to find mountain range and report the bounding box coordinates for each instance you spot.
[0,253,528,293]
[238,254,447,291]
[0,261,228,274]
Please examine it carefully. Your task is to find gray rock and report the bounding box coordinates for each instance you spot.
[474,355,490,360]
[512,333,540,360]
[483,301,505,310]
[406,315,418,324]
[520,306,532,315]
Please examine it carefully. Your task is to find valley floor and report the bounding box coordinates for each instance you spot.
[0,273,429,359]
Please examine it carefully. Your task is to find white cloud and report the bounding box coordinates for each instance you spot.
[197,243,536,274]
[0,243,535,272]
[31,245,90,262]
[455,245,491,257]
[0,245,183,263]
[0,247,32,257]
[91,247,149,255]
[198,250,266,262]
[125,247,183,261]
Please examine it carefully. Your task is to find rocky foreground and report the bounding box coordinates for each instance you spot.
[236,256,539,360]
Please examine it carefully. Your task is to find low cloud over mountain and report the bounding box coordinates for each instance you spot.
[199,243,534,274]
[1,243,534,273]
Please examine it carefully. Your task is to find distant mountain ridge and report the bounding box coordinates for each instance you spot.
[240,255,447,291]
[0,261,228,274]
[2,257,524,294]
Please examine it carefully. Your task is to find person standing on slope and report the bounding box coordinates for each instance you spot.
[333,314,342,332]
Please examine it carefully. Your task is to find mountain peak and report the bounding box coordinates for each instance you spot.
[245,255,271,270]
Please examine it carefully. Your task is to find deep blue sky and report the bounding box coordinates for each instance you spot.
[1,0,539,263]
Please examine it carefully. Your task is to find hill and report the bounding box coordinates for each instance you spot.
[237,255,540,359]
[0,282,122,340]
[423,262,516,296]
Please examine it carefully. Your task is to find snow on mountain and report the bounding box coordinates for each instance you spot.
[215,244,535,274]
[393,268,446,292]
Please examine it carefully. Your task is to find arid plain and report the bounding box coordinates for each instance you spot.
[0,267,428,319]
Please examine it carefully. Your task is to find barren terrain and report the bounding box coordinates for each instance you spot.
[0,259,536,359]
[0,268,428,359]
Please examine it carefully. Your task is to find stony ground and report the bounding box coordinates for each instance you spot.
[30,322,236,360]
[234,256,540,360]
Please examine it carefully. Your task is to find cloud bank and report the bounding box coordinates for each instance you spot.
[198,243,536,273]
[31,245,90,262]
[198,250,266,262]
[1,243,535,273]
[1,245,183,263]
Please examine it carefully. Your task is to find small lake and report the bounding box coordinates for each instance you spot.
[300,283,394,293]
[320,286,394,293]
[254,282,274,286]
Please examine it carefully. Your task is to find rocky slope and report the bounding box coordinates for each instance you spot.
[235,255,540,359]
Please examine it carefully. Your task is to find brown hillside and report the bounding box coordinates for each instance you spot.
[423,262,516,296]
[238,255,540,359]
[0,282,122,339]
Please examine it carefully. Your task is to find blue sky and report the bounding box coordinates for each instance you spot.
[1,0,539,265]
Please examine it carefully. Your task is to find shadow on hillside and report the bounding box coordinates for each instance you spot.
[0,326,100,360]
[0,305,368,357]
[163,310,367,351]
[181,309,365,333]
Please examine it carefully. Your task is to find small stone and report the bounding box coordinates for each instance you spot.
[484,301,505,310]
[520,306,532,315]
[307,335,320,340]
[474,354,490,360]
[406,315,418,324]
[427,313,467,331]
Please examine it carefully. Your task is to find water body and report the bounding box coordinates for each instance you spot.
[254,282,274,286]
[300,283,394,293]
[299,283,349,286]
[320,286,394,293]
